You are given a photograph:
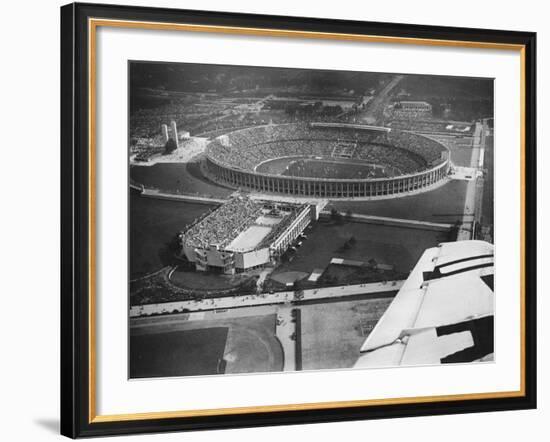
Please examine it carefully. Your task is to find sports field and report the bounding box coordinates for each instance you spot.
[130,310,283,377]
[256,156,400,179]
[130,194,216,279]
[130,327,228,378]
[283,158,397,179]
[222,313,283,374]
[300,297,393,370]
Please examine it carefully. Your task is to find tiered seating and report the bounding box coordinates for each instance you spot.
[182,197,262,249]
[206,123,447,173]
[387,131,446,164]
[355,144,422,173]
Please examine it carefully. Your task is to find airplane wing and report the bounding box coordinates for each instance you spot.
[355,240,494,368]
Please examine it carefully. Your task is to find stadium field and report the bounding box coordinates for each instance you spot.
[255,157,295,174]
[130,327,228,378]
[283,158,398,179]
[130,194,215,279]
[300,297,393,370]
[256,156,399,179]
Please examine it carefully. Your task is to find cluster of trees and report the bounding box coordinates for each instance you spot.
[329,208,353,224]
[340,235,357,251]
[163,138,177,154]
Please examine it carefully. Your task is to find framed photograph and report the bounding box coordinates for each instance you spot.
[60,2,536,438]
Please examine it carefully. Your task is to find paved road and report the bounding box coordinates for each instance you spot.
[275,305,297,371]
[324,211,452,231]
[360,75,404,124]
[457,122,485,240]
[130,280,404,317]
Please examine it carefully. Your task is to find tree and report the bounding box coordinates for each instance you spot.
[293,288,304,301]
[330,208,343,224]
[164,138,177,154]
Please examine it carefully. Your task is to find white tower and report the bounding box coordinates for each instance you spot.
[161,124,169,143]
[170,120,179,149]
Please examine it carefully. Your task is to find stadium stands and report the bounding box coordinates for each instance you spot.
[204,123,450,198]
[182,197,262,249]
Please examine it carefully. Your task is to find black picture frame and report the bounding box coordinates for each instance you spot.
[61,2,537,438]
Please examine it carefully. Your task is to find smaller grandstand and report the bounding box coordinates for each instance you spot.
[179,196,313,274]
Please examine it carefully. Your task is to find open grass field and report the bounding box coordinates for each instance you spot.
[130,194,215,278]
[448,142,474,167]
[271,220,445,281]
[130,161,232,198]
[169,267,255,292]
[300,297,393,370]
[130,311,283,377]
[130,327,228,378]
[329,179,469,223]
[222,313,283,374]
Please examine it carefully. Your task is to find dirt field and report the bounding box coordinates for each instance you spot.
[300,297,393,370]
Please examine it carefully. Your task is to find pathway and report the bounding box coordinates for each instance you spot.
[130,280,404,317]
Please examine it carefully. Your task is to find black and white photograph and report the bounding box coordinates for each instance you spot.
[128,62,495,379]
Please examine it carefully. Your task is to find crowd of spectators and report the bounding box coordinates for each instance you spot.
[207,123,446,173]
[355,145,422,174]
[130,100,224,139]
[387,130,447,165]
[182,196,263,250]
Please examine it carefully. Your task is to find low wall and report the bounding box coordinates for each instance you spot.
[140,189,226,205]
[294,308,302,371]
[320,211,452,232]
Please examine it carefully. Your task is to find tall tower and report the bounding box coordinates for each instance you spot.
[170,120,179,149]
[161,124,169,144]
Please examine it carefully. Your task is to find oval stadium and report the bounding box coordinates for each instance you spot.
[204,123,450,199]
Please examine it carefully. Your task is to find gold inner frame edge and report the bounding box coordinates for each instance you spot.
[87,18,527,424]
